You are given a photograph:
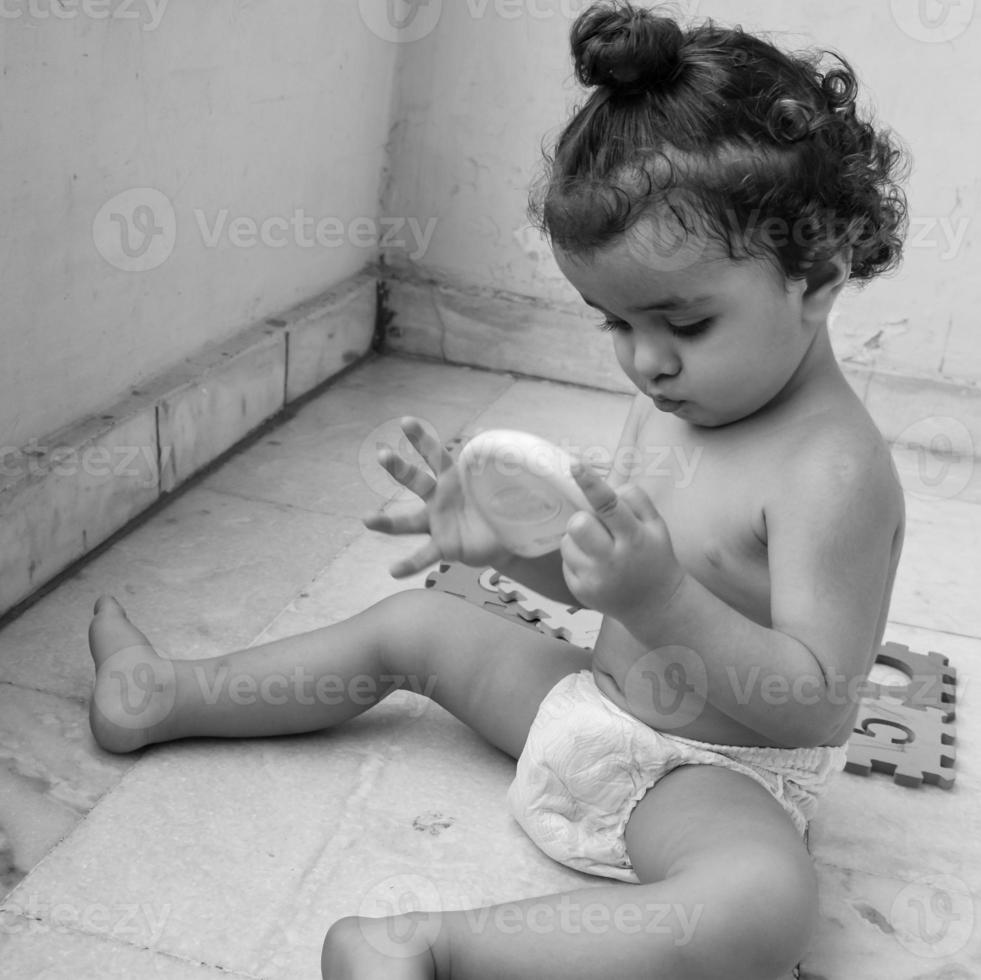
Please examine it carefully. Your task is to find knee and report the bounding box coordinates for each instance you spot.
[374,588,453,643]
[372,588,463,668]
[734,851,818,979]
[677,849,819,980]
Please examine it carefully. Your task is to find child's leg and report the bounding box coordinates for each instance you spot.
[323,766,817,980]
[89,589,590,756]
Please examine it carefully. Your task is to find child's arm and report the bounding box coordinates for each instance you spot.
[564,435,903,747]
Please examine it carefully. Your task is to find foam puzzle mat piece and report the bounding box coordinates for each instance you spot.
[845,698,957,789]
[864,641,957,720]
[424,562,538,630]
[489,571,603,648]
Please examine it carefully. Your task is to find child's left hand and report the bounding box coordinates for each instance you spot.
[560,461,686,625]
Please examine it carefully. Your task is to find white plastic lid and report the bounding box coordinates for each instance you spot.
[457,429,590,557]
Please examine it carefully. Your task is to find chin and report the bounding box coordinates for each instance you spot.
[682,404,746,428]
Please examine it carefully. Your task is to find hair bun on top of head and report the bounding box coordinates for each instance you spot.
[572,2,686,95]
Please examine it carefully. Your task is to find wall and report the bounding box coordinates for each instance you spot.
[0,0,398,451]
[381,0,981,386]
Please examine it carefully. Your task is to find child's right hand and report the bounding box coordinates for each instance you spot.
[361,417,511,578]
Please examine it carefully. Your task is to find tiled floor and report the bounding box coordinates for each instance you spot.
[0,354,978,979]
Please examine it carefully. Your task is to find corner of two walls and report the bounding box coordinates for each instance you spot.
[1,2,400,619]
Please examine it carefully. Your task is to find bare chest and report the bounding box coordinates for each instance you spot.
[622,415,772,623]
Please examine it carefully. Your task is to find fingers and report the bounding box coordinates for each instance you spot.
[570,460,633,535]
[376,444,438,500]
[363,502,430,536]
[375,418,452,501]
[400,416,453,476]
[563,509,614,555]
[618,484,660,524]
[389,539,443,579]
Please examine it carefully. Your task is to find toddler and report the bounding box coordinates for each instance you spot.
[89,2,909,977]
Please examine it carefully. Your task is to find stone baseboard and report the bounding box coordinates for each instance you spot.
[0,271,378,621]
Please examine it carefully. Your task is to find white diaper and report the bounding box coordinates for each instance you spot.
[507,670,848,883]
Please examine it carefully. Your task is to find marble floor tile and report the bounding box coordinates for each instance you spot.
[249,519,432,642]
[887,493,981,637]
[801,859,979,979]
[891,443,981,506]
[0,684,132,899]
[0,487,364,700]
[0,684,600,979]
[0,918,255,980]
[200,357,517,516]
[811,623,980,894]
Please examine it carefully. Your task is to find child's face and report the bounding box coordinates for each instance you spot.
[554,222,814,428]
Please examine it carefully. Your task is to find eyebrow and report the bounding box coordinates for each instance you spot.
[580,293,712,313]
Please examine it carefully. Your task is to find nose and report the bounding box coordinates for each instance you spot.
[631,329,680,381]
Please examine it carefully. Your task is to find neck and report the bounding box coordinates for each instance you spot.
[765,322,845,417]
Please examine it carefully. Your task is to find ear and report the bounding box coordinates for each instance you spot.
[800,250,852,327]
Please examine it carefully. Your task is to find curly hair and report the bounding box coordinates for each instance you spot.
[528,1,910,282]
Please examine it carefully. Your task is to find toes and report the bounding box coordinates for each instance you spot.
[93,595,124,617]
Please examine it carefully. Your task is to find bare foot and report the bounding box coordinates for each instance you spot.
[88,596,179,753]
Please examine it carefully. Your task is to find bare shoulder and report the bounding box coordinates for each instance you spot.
[765,398,905,537]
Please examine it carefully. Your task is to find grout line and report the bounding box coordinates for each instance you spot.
[154,401,163,497]
[0,909,265,978]
[886,620,981,645]
[282,326,290,410]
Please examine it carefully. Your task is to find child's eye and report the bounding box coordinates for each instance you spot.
[667,318,712,338]
[597,317,629,332]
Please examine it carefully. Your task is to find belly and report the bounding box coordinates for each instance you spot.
[591,618,792,748]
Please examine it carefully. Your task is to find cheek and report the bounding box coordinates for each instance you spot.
[612,332,637,379]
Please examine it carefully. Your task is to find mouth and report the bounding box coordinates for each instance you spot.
[651,394,684,412]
